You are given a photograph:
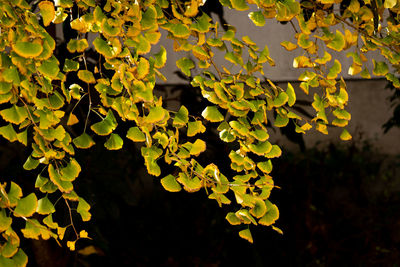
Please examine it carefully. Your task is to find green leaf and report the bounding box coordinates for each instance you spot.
[12,249,28,267]
[38,56,59,79]
[340,128,352,141]
[0,209,12,232]
[2,68,20,85]
[250,198,268,218]
[327,30,345,51]
[0,105,28,125]
[12,42,43,58]
[78,70,96,84]
[187,121,206,137]
[146,106,166,123]
[176,57,195,76]
[136,57,150,79]
[191,13,212,33]
[154,46,167,68]
[173,105,189,128]
[63,59,79,72]
[48,164,73,192]
[248,11,265,26]
[0,124,17,142]
[77,197,91,221]
[372,60,389,76]
[14,193,38,217]
[60,158,81,181]
[231,0,249,10]
[327,59,341,79]
[238,229,253,243]
[249,130,269,142]
[0,82,12,94]
[286,83,296,106]
[202,106,224,122]
[127,127,146,142]
[73,133,95,149]
[190,139,206,156]
[257,160,273,173]
[249,141,272,156]
[226,212,241,225]
[274,114,289,127]
[258,200,279,226]
[37,196,55,215]
[273,92,289,107]
[93,37,115,58]
[7,182,22,207]
[104,133,123,150]
[141,6,157,30]
[23,156,40,170]
[160,175,182,192]
[91,110,117,136]
[265,145,282,158]
[333,108,351,120]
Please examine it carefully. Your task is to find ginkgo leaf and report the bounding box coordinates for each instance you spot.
[187,121,206,137]
[37,196,55,215]
[90,110,117,136]
[176,57,195,77]
[77,197,91,221]
[73,133,95,149]
[60,158,81,181]
[231,0,249,10]
[12,42,43,58]
[39,1,55,26]
[0,124,17,142]
[146,106,166,123]
[250,198,267,218]
[249,141,272,155]
[38,56,59,79]
[136,57,150,79]
[93,37,115,58]
[23,156,40,170]
[273,92,289,107]
[265,145,282,158]
[248,11,265,26]
[286,83,296,106]
[327,59,342,79]
[280,41,297,51]
[258,200,279,226]
[0,105,28,125]
[67,113,79,126]
[126,127,146,142]
[340,128,352,141]
[226,212,241,225]
[327,30,345,51]
[238,229,253,243]
[14,193,38,217]
[202,106,224,122]
[104,133,123,150]
[161,175,182,192]
[173,105,189,128]
[274,114,289,127]
[0,209,12,232]
[190,139,206,156]
[257,160,273,173]
[372,60,389,76]
[154,46,167,68]
[63,59,79,72]
[78,70,96,84]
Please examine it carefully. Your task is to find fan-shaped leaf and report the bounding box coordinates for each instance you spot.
[14,193,38,217]
[73,133,95,149]
[161,175,182,192]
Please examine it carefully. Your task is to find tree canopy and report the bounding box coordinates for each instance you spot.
[0,0,399,264]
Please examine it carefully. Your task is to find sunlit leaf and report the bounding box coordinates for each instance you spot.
[248,11,265,26]
[73,133,95,149]
[39,1,55,26]
[176,57,195,76]
[78,70,96,84]
[340,128,352,141]
[14,193,38,217]
[12,42,43,58]
[37,196,55,215]
[202,106,224,122]
[161,175,182,192]
[0,105,27,125]
[258,200,279,226]
[238,229,253,243]
[126,127,146,142]
[104,133,123,150]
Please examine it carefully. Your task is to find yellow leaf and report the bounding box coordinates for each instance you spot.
[67,113,79,126]
[39,1,55,27]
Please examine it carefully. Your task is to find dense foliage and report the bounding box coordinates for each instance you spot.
[0,0,400,264]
